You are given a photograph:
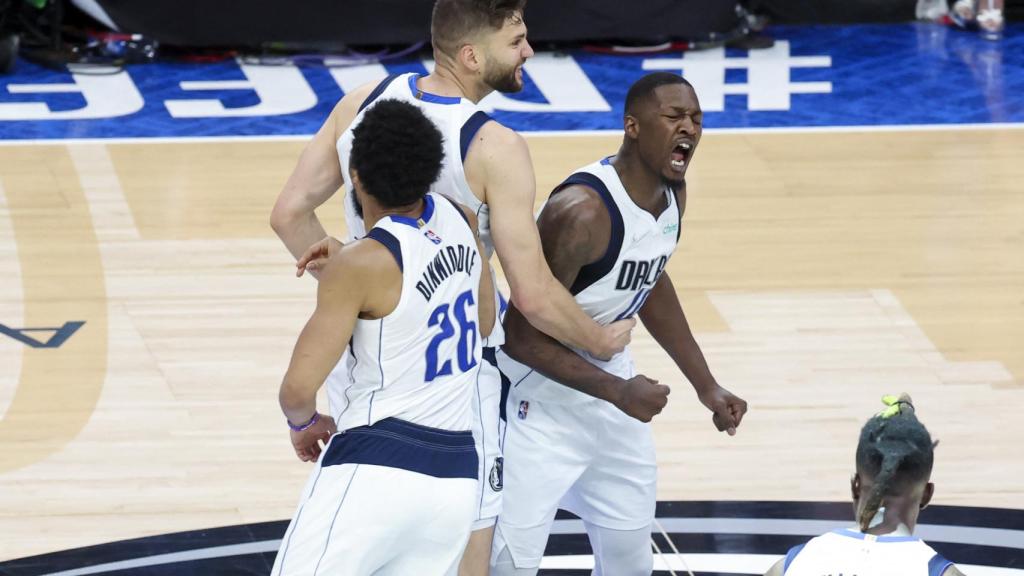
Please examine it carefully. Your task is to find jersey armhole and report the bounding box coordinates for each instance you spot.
[782,542,806,574]
[928,554,954,576]
[357,73,403,113]
[365,228,403,273]
[460,111,494,163]
[552,172,624,296]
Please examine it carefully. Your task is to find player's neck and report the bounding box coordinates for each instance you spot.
[610,149,670,216]
[858,502,917,536]
[423,66,490,104]
[363,199,427,230]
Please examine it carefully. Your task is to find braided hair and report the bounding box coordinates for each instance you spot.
[855,396,937,531]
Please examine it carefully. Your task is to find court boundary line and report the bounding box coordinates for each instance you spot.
[0,121,1022,146]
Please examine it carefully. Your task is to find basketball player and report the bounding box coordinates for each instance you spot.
[270,2,632,571]
[271,99,495,575]
[490,72,748,575]
[764,395,964,576]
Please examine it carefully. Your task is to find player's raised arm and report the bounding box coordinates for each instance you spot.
[478,124,633,361]
[278,240,399,460]
[501,185,670,422]
[270,82,377,268]
[636,269,747,434]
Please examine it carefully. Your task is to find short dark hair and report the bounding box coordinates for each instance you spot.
[855,400,936,530]
[431,0,527,58]
[624,72,692,118]
[349,99,444,208]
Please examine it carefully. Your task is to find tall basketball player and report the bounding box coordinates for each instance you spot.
[270,3,632,572]
[490,72,748,575]
[765,395,964,576]
[272,99,495,575]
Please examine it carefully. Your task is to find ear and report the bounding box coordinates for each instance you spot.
[458,43,482,74]
[624,114,639,140]
[850,474,861,501]
[920,482,935,509]
[350,168,362,190]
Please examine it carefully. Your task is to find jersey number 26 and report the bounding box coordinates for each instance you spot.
[425,290,478,382]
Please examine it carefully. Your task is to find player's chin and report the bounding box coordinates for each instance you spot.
[662,166,686,185]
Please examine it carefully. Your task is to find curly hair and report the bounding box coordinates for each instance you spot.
[349,99,445,208]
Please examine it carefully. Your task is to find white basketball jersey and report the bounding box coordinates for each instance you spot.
[784,529,955,576]
[499,157,682,404]
[333,193,485,433]
[336,72,505,347]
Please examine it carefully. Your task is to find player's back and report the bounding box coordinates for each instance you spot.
[783,529,955,576]
[334,193,485,433]
[337,73,494,252]
[497,157,682,404]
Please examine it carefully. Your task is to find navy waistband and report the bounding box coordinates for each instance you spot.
[322,418,478,480]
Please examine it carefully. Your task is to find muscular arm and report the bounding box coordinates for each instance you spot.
[638,274,717,395]
[278,240,401,425]
[636,188,747,432]
[500,185,628,400]
[270,82,377,269]
[473,125,629,359]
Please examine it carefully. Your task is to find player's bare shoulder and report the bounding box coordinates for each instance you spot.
[538,183,611,268]
[317,236,403,316]
[328,80,383,141]
[462,119,532,201]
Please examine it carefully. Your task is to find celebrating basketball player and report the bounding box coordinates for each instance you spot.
[490,72,748,576]
[764,395,964,576]
[272,100,495,575]
[270,2,633,572]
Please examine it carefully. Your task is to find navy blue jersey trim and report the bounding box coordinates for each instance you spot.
[389,194,435,229]
[674,188,683,242]
[357,73,402,113]
[782,542,806,573]
[409,74,462,105]
[365,228,403,273]
[929,553,954,576]
[551,172,625,296]
[322,418,477,480]
[460,111,494,162]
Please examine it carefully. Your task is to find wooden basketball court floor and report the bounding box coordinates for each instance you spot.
[0,126,1022,562]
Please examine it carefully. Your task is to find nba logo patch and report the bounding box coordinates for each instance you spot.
[517,400,529,420]
[424,229,442,245]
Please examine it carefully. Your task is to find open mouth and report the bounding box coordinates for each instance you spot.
[670,142,692,169]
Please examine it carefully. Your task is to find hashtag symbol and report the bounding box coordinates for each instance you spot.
[642,41,832,112]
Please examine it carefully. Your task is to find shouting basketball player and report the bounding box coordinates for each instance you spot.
[490,72,749,576]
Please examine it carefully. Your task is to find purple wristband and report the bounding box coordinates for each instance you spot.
[288,412,319,432]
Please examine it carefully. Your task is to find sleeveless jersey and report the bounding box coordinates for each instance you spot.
[334,193,485,433]
[498,157,683,404]
[336,72,505,346]
[783,529,955,576]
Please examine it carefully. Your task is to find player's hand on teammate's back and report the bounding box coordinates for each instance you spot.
[592,318,636,361]
[295,236,344,277]
[615,375,671,422]
[289,413,338,462]
[699,386,748,436]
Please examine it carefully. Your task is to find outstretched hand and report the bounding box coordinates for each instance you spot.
[296,236,343,278]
